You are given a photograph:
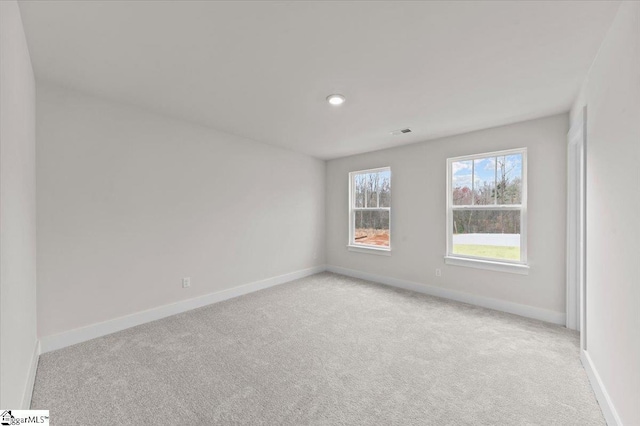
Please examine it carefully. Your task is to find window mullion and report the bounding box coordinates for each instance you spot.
[451,205,522,210]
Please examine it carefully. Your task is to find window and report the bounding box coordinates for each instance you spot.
[349,167,391,252]
[446,149,528,273]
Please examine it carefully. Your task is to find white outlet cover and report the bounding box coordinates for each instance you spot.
[182,277,191,288]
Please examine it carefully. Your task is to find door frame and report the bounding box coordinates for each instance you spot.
[566,106,587,349]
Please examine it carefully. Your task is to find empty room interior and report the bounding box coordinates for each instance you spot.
[1,1,639,425]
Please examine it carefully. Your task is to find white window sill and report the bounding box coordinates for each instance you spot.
[444,256,529,275]
[347,245,391,256]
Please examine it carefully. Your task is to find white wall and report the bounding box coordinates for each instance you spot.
[0,0,38,409]
[36,84,325,339]
[327,114,568,317]
[570,2,640,425]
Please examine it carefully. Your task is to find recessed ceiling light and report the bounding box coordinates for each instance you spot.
[326,94,346,106]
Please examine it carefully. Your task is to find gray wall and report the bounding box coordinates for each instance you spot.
[326,114,568,316]
[571,2,640,424]
[0,0,38,408]
[36,84,326,338]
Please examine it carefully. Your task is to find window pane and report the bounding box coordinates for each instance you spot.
[354,170,391,208]
[452,160,473,205]
[354,210,389,247]
[452,210,521,261]
[496,154,522,205]
[366,173,380,208]
[378,170,391,208]
[473,157,495,205]
[354,174,366,207]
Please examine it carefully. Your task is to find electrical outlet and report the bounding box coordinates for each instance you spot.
[182,277,191,288]
[435,269,442,277]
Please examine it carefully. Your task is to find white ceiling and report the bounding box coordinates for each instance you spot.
[18,1,619,159]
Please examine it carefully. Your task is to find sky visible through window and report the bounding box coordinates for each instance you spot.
[452,155,522,201]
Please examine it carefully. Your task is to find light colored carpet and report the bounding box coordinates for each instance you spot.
[32,272,604,425]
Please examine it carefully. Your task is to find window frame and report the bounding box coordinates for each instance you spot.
[445,148,529,274]
[348,166,391,254]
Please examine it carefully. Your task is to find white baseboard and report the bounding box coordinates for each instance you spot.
[326,265,565,325]
[40,265,325,354]
[22,340,40,409]
[40,264,565,354]
[581,350,622,426]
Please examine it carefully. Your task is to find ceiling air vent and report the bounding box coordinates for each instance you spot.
[390,128,412,135]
